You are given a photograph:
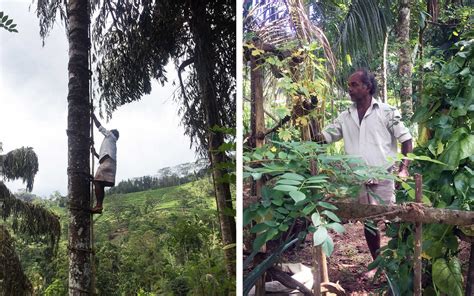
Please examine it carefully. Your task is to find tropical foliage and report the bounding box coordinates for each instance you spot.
[243,0,473,294]
[11,177,232,295]
[0,12,18,33]
[0,145,60,295]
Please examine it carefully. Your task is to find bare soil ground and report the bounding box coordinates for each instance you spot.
[281,221,389,295]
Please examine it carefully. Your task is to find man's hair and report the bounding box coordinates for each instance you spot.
[355,68,378,96]
[111,129,119,140]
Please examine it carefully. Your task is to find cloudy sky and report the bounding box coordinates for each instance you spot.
[0,1,197,197]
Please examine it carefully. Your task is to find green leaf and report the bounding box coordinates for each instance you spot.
[251,173,262,180]
[278,151,288,159]
[459,134,474,160]
[302,204,316,215]
[250,223,269,233]
[322,235,334,257]
[276,179,301,186]
[273,185,298,192]
[278,224,289,232]
[317,201,338,210]
[243,209,254,225]
[275,206,289,214]
[280,173,305,181]
[311,212,321,227]
[306,175,328,183]
[313,226,328,246]
[5,19,12,26]
[321,210,341,222]
[454,172,469,197]
[326,222,345,234]
[289,190,306,203]
[252,233,267,251]
[432,258,464,296]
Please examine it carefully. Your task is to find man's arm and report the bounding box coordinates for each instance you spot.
[398,139,413,179]
[91,147,99,159]
[92,113,101,129]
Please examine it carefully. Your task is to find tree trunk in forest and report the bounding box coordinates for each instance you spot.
[249,40,266,296]
[250,39,265,200]
[66,0,92,294]
[190,0,236,281]
[396,0,413,121]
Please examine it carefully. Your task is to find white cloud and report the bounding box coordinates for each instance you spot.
[1,2,196,197]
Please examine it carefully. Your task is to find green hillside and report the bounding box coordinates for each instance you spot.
[14,177,231,296]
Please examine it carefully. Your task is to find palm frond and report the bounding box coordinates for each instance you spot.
[0,225,33,295]
[1,147,39,192]
[337,0,393,66]
[244,0,336,74]
[0,182,60,251]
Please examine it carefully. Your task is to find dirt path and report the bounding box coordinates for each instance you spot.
[281,221,388,295]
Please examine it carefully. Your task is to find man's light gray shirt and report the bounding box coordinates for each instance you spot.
[98,125,117,162]
[322,98,412,169]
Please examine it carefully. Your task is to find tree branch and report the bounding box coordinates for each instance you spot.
[178,57,195,103]
[331,201,474,225]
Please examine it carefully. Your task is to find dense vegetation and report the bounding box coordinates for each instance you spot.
[243,0,473,295]
[8,177,231,295]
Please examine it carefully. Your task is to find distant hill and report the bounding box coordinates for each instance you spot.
[108,159,210,194]
[154,158,209,179]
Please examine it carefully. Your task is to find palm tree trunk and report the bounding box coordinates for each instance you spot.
[190,0,236,280]
[396,0,413,120]
[66,0,92,294]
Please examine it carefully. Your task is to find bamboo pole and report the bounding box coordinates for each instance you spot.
[413,174,422,296]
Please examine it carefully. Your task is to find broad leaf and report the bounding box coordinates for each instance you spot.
[322,235,334,257]
[321,210,341,222]
[289,190,306,203]
[311,212,321,227]
[326,222,345,234]
[432,258,464,296]
[313,226,328,246]
[273,185,298,192]
[317,201,338,210]
[276,179,301,186]
[280,172,305,181]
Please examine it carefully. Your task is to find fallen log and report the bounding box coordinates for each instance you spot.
[331,201,474,226]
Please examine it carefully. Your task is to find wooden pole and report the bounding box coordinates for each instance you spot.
[309,159,327,295]
[250,38,266,296]
[413,174,423,296]
[312,245,322,296]
[330,201,474,226]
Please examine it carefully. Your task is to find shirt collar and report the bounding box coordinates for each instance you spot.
[348,97,379,113]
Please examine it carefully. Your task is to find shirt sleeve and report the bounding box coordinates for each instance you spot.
[388,109,412,143]
[322,115,344,143]
[98,125,109,137]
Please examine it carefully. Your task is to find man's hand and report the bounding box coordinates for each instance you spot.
[91,113,101,128]
[91,147,99,159]
[395,167,410,189]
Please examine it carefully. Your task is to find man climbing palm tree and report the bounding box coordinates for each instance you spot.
[91,113,119,214]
